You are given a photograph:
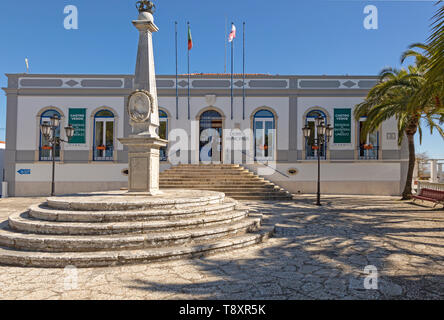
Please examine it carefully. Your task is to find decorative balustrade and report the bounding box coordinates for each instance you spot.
[417,181,444,194]
[358,146,379,160]
[93,146,114,161]
[39,146,61,161]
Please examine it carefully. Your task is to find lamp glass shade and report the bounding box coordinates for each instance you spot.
[65,125,75,139]
[40,122,51,137]
[50,115,60,127]
[317,123,326,136]
[326,125,333,138]
[302,126,311,138]
[315,116,323,127]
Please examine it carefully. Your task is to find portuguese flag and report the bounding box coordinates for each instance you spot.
[188,25,193,50]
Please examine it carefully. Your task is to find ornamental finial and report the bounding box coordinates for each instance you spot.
[136,0,156,14]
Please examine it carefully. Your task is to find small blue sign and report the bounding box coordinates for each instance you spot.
[17,169,31,175]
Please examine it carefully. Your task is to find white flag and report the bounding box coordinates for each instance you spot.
[228,24,236,42]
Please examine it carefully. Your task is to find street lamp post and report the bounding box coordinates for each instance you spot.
[302,117,333,206]
[40,115,75,196]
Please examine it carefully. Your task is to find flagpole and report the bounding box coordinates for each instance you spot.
[242,22,245,121]
[175,21,179,120]
[231,22,234,121]
[187,22,191,121]
[224,17,227,74]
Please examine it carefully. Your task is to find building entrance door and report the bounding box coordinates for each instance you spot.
[199,110,223,162]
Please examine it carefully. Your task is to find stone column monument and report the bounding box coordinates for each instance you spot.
[119,0,167,195]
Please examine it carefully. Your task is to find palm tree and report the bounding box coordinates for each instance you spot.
[425,2,444,88]
[401,42,443,114]
[354,66,444,200]
[401,42,443,122]
[401,2,444,114]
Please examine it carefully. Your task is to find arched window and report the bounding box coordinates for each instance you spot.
[39,110,61,161]
[159,110,168,161]
[93,110,114,161]
[253,109,275,160]
[305,110,327,160]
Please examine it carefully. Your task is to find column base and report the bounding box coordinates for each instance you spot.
[118,136,168,195]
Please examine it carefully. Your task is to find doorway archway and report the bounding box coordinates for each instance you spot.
[199,110,223,162]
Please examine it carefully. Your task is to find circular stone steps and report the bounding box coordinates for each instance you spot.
[0,189,274,268]
[47,190,224,211]
[28,200,237,222]
[0,218,261,252]
[0,230,273,268]
[8,209,249,235]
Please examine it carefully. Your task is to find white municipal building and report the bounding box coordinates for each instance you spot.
[2,73,408,197]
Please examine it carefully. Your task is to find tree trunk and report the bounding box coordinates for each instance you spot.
[401,133,416,200]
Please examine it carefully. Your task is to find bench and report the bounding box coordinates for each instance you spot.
[412,188,444,208]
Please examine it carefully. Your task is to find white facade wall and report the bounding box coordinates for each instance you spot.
[298,97,361,151]
[16,96,125,152]
[158,96,289,163]
[245,162,402,195]
[4,74,407,196]
[14,163,127,183]
[381,117,400,150]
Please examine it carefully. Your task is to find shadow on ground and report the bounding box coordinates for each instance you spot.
[127,195,444,299]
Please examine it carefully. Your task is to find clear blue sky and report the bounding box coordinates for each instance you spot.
[0,0,442,157]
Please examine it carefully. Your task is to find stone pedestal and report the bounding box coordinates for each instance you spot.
[119,136,167,195]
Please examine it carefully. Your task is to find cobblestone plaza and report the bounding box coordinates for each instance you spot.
[0,195,442,300]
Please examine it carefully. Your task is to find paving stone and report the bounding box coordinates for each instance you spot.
[379,280,404,297]
[298,265,321,274]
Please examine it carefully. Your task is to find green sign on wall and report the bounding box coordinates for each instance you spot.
[334,108,351,144]
[68,108,86,144]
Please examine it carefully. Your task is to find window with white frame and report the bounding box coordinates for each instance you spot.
[93,110,115,161]
[253,109,275,161]
[358,117,379,160]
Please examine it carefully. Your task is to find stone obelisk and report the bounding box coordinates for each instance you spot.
[119,1,167,195]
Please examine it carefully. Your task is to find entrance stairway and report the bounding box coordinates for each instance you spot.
[160,164,293,201]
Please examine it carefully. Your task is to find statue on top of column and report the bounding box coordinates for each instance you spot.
[136,0,156,14]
